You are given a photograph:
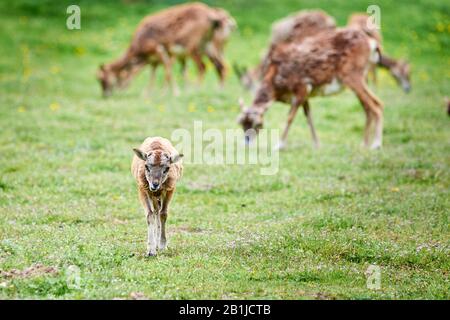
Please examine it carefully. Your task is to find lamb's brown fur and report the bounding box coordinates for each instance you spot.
[238,27,384,150]
[347,13,411,92]
[97,2,235,97]
[131,137,183,256]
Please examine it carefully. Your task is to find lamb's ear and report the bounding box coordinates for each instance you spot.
[170,153,184,164]
[133,148,148,161]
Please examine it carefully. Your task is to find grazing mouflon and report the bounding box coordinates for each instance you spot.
[235,10,411,94]
[238,27,384,150]
[97,2,235,97]
[347,13,411,92]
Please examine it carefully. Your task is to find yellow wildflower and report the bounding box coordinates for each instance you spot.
[436,22,445,32]
[188,103,196,112]
[50,66,60,74]
[49,102,60,111]
[75,47,86,56]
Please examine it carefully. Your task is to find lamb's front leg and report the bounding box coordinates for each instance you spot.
[139,190,157,257]
[146,211,158,257]
[151,197,162,251]
[159,190,174,251]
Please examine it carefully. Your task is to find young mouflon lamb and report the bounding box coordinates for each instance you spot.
[131,137,183,256]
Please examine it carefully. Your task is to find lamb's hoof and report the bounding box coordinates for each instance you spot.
[146,251,157,257]
[370,142,382,150]
[275,142,286,151]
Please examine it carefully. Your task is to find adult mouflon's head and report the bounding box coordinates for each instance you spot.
[133,148,183,192]
[96,64,116,98]
[97,62,142,97]
[237,98,264,145]
[391,60,411,93]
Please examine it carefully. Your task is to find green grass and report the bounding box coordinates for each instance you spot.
[0,0,449,299]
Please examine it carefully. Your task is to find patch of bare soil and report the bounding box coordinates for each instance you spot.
[0,263,58,279]
[129,292,148,300]
[313,292,336,300]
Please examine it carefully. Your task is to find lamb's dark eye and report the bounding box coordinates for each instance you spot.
[164,167,170,174]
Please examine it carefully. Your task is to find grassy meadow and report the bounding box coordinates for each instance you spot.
[0,0,449,299]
